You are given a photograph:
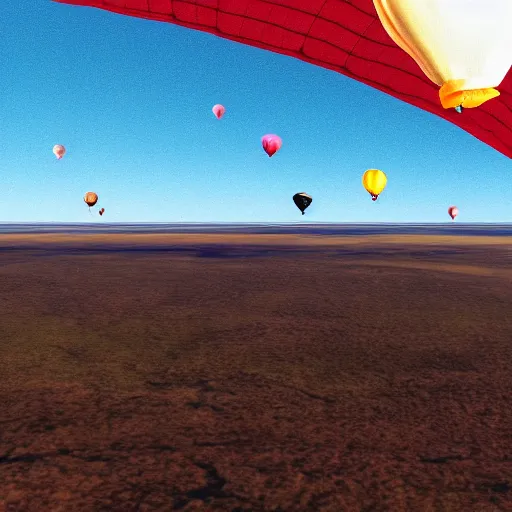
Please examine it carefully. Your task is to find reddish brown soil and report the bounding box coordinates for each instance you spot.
[0,234,511,511]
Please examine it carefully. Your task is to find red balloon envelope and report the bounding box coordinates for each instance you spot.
[261,134,282,157]
[212,104,225,120]
[448,206,459,220]
[52,0,512,159]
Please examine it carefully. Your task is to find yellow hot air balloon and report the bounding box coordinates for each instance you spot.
[362,169,387,201]
[373,0,512,111]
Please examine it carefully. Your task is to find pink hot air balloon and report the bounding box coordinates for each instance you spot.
[53,144,66,160]
[261,134,282,158]
[212,104,225,119]
[448,206,459,220]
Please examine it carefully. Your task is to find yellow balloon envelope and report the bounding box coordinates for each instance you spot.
[362,169,387,201]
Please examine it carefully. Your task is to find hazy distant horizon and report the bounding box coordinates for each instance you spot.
[1,221,511,225]
[1,222,510,236]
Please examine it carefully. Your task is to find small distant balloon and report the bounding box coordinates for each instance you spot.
[84,192,98,208]
[293,193,312,215]
[448,205,459,220]
[362,169,387,201]
[53,145,66,160]
[212,104,225,119]
[99,208,105,216]
[261,134,282,157]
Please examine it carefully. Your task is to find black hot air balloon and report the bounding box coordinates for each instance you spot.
[293,192,312,215]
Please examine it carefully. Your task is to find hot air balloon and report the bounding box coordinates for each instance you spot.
[212,104,225,119]
[99,208,105,216]
[448,206,459,221]
[84,192,98,208]
[53,144,66,160]
[293,193,312,215]
[362,169,387,201]
[373,0,512,112]
[53,0,512,159]
[262,134,282,158]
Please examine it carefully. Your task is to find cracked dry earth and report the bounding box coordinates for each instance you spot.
[0,235,511,511]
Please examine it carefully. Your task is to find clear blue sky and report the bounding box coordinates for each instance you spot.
[1,1,510,223]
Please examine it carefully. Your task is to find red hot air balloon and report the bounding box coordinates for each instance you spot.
[448,206,459,220]
[53,144,66,159]
[261,134,282,157]
[212,104,225,119]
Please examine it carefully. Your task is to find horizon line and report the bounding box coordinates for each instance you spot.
[1,222,511,226]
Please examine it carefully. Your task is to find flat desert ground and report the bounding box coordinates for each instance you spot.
[0,233,511,511]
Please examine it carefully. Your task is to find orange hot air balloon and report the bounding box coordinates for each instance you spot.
[261,134,282,157]
[448,205,459,220]
[53,144,66,159]
[99,208,105,216]
[212,104,225,119]
[84,192,98,208]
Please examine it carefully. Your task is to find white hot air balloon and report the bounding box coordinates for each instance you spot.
[373,0,512,111]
